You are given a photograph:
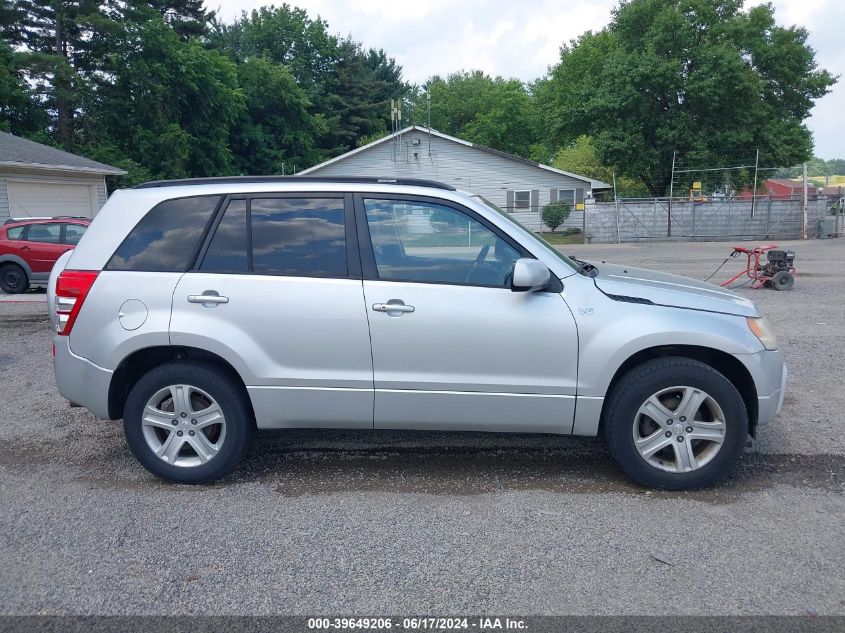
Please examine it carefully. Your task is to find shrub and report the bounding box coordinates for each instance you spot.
[542,201,572,232]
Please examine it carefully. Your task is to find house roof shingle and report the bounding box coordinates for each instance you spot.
[0,132,126,175]
[300,126,612,190]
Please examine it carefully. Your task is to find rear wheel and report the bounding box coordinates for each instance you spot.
[123,361,254,484]
[604,357,748,490]
[0,263,29,294]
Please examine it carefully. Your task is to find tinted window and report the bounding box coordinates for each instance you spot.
[200,199,248,273]
[5,226,24,240]
[26,223,61,244]
[107,196,220,271]
[64,224,87,245]
[251,198,347,276]
[364,198,520,287]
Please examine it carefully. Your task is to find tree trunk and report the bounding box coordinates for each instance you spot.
[54,0,72,150]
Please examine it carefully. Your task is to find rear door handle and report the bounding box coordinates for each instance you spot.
[372,300,415,314]
[188,292,229,306]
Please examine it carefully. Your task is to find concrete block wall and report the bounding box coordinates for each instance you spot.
[580,197,836,243]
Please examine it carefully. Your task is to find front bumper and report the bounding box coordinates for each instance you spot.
[53,336,113,419]
[735,349,787,427]
[760,363,788,425]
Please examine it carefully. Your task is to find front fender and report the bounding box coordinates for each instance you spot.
[572,292,764,398]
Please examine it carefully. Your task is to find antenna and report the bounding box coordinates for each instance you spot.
[397,99,402,152]
[426,84,432,157]
[390,98,397,162]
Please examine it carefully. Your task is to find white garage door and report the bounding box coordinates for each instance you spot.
[7,180,96,219]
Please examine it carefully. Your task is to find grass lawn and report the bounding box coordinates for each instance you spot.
[535,232,584,245]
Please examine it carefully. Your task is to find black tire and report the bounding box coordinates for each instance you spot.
[604,357,748,490]
[123,361,254,484]
[771,270,794,291]
[0,263,29,294]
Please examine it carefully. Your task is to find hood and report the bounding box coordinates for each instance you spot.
[590,262,759,317]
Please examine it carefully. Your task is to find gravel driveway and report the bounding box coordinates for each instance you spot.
[0,238,842,616]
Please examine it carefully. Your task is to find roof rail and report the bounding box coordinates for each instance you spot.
[133,176,456,191]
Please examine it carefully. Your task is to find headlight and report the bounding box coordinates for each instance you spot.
[747,317,778,350]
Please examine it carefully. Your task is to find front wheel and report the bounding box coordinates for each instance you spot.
[123,361,254,484]
[604,357,748,490]
[771,270,794,291]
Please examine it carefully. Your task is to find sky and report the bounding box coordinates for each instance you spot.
[214,0,844,160]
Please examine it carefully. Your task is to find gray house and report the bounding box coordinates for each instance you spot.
[0,132,126,221]
[299,125,610,230]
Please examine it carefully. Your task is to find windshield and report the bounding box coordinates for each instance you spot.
[471,195,580,271]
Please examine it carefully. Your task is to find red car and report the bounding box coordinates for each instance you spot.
[0,217,90,294]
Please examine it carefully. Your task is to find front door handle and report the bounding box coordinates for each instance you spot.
[372,300,415,314]
[188,291,229,307]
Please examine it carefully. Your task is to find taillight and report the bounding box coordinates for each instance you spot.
[55,270,99,335]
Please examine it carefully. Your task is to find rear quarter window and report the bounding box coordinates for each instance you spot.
[107,196,221,272]
[5,226,25,240]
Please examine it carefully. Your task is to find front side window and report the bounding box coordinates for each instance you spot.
[63,224,87,245]
[250,198,347,277]
[513,190,531,209]
[364,198,520,287]
[26,223,61,243]
[107,196,220,272]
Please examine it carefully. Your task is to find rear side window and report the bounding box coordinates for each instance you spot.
[200,199,248,273]
[250,198,347,276]
[26,223,61,243]
[64,224,87,245]
[107,196,220,272]
[5,226,24,240]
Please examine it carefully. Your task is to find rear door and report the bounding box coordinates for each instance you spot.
[21,222,67,275]
[169,193,374,429]
[356,194,579,434]
[62,222,88,247]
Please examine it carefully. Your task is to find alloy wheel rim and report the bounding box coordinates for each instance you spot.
[141,384,226,468]
[632,386,726,473]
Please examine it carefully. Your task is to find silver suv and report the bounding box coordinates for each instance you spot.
[49,177,787,488]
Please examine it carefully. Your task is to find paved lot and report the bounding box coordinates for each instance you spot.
[0,238,843,615]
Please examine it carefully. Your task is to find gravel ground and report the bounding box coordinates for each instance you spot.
[0,238,843,616]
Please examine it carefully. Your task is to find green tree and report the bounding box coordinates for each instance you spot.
[95,18,244,179]
[413,71,537,157]
[542,201,571,232]
[541,0,836,196]
[214,5,406,161]
[553,135,649,197]
[229,56,321,175]
[0,40,47,135]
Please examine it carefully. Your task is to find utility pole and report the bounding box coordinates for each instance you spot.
[802,162,809,240]
[613,171,620,243]
[668,151,675,237]
[751,148,759,218]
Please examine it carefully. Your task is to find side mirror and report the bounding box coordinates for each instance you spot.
[511,258,551,292]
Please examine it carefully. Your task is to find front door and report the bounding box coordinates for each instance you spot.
[357,195,579,434]
[170,194,373,429]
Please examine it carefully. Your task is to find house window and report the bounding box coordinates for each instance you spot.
[513,190,531,209]
[557,189,576,205]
